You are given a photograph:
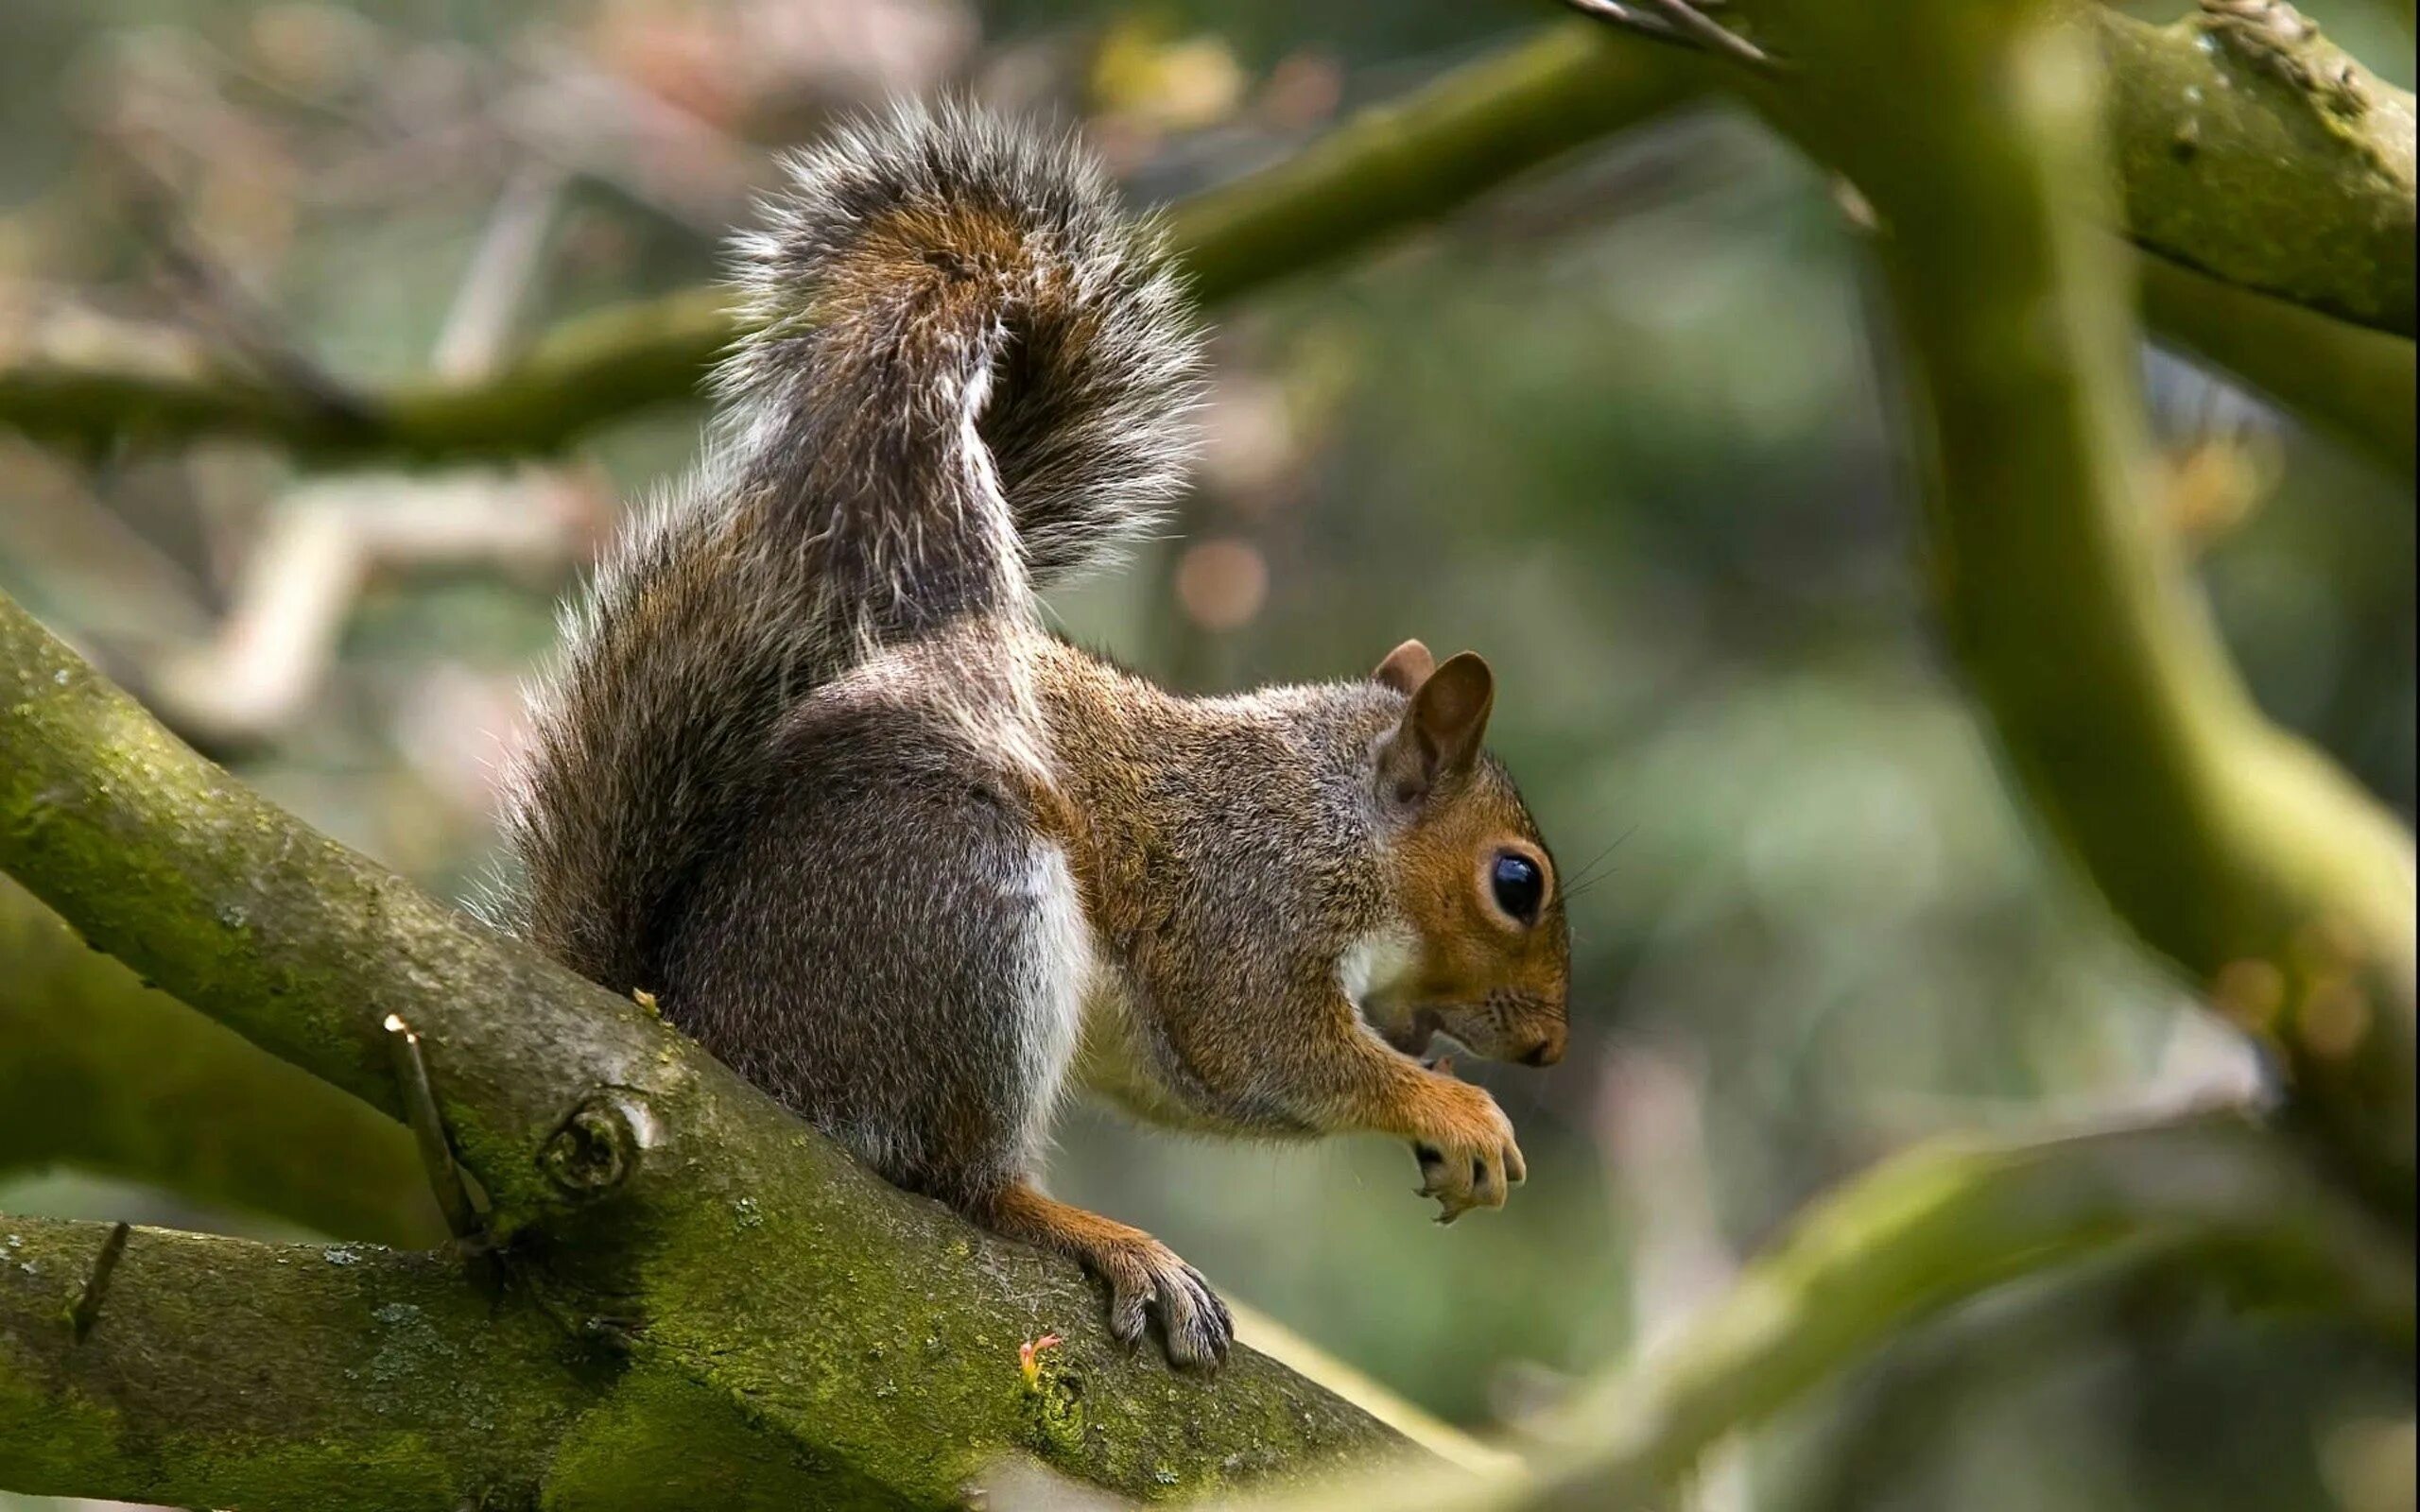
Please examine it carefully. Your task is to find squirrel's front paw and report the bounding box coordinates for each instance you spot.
[1093,1234,1235,1372]
[1410,1081,1525,1224]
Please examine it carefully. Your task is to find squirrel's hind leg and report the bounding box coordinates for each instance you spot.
[659,693,1231,1366]
[655,699,1086,1202]
[976,1179,1234,1372]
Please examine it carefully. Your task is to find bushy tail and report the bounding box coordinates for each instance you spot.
[494,103,1201,990]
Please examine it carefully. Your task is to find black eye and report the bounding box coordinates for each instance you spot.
[1490,852,1544,925]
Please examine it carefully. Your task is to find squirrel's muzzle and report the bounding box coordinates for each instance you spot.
[1400,999,1567,1069]
[1516,1025,1567,1067]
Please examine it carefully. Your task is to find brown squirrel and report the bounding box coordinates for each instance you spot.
[495,105,1570,1370]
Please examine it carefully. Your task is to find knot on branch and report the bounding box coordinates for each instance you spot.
[540,1091,653,1200]
[2199,0,2373,123]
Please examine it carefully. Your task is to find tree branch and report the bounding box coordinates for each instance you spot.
[0,877,448,1249]
[0,587,1409,1504]
[0,1218,602,1507]
[1722,0,2417,1212]
[2136,249,2417,477]
[2,13,2406,472]
[1167,23,1701,305]
[2103,0,2414,338]
[1535,1114,2414,1508]
[0,1208,1512,1510]
[1212,1113,2413,1512]
[1565,0,2415,337]
[0,26,1692,466]
[0,285,732,463]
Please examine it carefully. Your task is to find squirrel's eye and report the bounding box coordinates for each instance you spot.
[1490,851,1544,925]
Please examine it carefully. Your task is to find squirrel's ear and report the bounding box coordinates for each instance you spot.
[1375,651,1495,805]
[1373,639,1435,696]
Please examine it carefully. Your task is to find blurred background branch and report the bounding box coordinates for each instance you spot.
[0,875,446,1248]
[1713,0,2417,1212]
[2137,250,2417,477]
[1209,1112,2411,1512]
[138,470,598,752]
[2,9,2410,474]
[1523,1111,2415,1507]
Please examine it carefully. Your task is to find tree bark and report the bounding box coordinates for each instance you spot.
[0,877,447,1248]
[2102,0,2414,338]
[0,592,1405,1506]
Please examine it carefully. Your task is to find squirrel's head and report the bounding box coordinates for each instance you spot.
[1357,640,1571,1071]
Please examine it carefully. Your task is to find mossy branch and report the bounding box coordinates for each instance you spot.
[0,876,447,1249]
[2137,249,2417,477]
[0,1214,1515,1510]
[2,11,2409,473]
[0,27,1692,467]
[2101,0,2414,337]
[1735,0,2417,474]
[1699,0,2420,1217]
[0,1219,605,1507]
[0,589,1409,1506]
[1212,1113,2413,1512]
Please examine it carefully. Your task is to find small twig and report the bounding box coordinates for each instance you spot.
[109,157,374,428]
[1563,0,1692,46]
[68,1221,132,1342]
[1562,0,1789,74]
[432,161,568,383]
[383,1013,482,1241]
[502,45,756,232]
[1637,0,1783,70]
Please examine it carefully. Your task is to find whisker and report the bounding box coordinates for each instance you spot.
[1564,825,1638,891]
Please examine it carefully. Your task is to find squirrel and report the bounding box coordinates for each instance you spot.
[495,104,1571,1371]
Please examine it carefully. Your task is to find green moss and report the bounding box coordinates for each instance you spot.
[0,1347,470,1508]
[2101,8,2415,335]
[0,879,447,1246]
[1018,1370,1087,1461]
[543,1372,907,1511]
[0,1345,129,1488]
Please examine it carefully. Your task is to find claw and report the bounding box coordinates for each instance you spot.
[1108,1289,1149,1349]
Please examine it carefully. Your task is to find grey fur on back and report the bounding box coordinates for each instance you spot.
[493,103,1202,992]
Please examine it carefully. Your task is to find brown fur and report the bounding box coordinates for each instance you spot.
[496,107,1569,1371]
[1026,637,1567,1211]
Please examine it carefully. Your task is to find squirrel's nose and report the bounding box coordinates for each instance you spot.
[1517,1026,1566,1067]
